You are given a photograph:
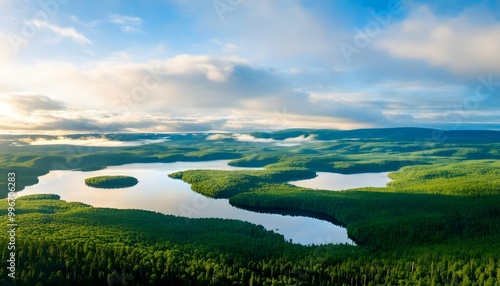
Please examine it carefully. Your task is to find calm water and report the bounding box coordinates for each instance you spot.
[289,172,392,190]
[18,160,353,245]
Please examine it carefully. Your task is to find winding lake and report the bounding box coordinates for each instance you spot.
[18,160,354,245]
[289,171,392,190]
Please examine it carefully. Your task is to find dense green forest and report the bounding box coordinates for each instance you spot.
[85,176,139,189]
[0,128,499,285]
[1,195,499,285]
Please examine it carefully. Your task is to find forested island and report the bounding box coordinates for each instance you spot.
[85,175,138,189]
[0,128,499,285]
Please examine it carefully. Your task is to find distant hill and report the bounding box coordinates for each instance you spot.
[1,127,498,144]
[250,127,500,143]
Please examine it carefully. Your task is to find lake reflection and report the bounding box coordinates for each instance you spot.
[289,171,392,190]
[18,160,354,245]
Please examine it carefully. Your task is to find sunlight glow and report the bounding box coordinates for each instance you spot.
[0,102,16,118]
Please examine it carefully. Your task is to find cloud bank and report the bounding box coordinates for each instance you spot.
[0,1,498,133]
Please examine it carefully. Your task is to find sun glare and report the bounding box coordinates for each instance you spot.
[0,102,16,117]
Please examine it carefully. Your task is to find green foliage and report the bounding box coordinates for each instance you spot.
[169,168,315,198]
[0,195,498,285]
[84,175,138,189]
[18,194,61,200]
[230,187,500,248]
[386,160,500,195]
[228,153,282,167]
[1,128,499,198]
[0,128,499,285]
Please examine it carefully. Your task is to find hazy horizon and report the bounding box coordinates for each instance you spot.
[1,126,500,137]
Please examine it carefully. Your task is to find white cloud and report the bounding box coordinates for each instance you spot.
[0,52,393,133]
[106,51,134,62]
[0,32,14,62]
[29,20,92,45]
[4,50,486,133]
[162,54,245,81]
[283,134,316,142]
[176,0,340,62]
[20,136,169,146]
[70,15,99,29]
[223,43,239,53]
[206,133,318,146]
[234,134,276,143]
[109,14,143,26]
[376,5,500,74]
[234,1,336,60]
[122,26,141,33]
[3,94,66,114]
[206,134,232,140]
[0,54,247,112]
[209,38,240,53]
[109,14,143,33]
[0,108,374,134]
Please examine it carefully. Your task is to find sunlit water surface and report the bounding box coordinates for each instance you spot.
[18,160,369,245]
[289,172,392,190]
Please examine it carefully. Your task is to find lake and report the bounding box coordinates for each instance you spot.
[289,171,392,190]
[18,160,354,245]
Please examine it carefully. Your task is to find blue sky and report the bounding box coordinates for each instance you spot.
[0,0,499,134]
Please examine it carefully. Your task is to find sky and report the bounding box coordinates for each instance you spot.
[0,0,499,134]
